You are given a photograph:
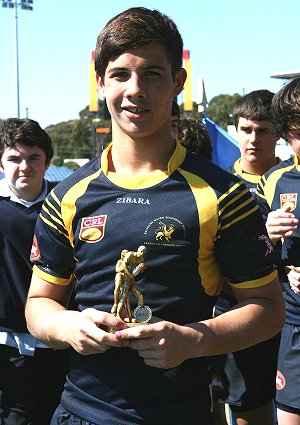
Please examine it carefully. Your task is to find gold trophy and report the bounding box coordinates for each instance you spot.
[111,245,152,326]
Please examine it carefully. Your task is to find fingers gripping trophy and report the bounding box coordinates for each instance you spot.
[111,245,152,326]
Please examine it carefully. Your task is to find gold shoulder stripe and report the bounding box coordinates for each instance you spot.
[51,190,61,205]
[220,204,259,231]
[218,181,242,204]
[219,187,250,215]
[44,197,62,219]
[42,204,64,227]
[179,169,221,296]
[40,215,69,239]
[61,170,101,245]
[264,165,295,207]
[221,195,254,221]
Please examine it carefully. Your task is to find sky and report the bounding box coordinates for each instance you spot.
[0,0,299,129]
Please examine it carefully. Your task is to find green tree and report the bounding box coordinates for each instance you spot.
[45,99,112,160]
[206,93,241,130]
[64,161,80,170]
[51,155,64,166]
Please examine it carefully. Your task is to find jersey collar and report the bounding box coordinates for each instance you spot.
[100,141,187,189]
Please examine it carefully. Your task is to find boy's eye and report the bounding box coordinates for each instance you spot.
[144,70,159,76]
[110,71,128,79]
[240,128,251,134]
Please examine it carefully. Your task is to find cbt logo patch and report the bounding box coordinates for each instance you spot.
[79,215,107,243]
[280,193,297,212]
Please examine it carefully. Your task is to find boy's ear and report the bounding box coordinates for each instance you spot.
[173,68,187,97]
[96,73,106,98]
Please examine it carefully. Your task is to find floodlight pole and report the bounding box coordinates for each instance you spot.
[14,3,20,118]
[1,0,33,118]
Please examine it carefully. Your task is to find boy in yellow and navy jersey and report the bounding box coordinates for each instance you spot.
[25,7,285,425]
[211,90,281,425]
[256,77,300,425]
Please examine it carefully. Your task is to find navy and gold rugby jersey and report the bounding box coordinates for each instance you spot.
[215,157,282,313]
[256,153,300,326]
[228,157,281,195]
[32,142,276,425]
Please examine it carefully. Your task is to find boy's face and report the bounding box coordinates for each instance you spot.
[97,43,185,141]
[0,142,49,200]
[237,117,278,169]
[287,126,300,157]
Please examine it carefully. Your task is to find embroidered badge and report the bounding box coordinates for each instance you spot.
[258,234,274,256]
[155,221,175,242]
[143,216,187,247]
[30,234,41,262]
[79,215,107,243]
[280,193,297,212]
[211,374,225,392]
[276,369,286,390]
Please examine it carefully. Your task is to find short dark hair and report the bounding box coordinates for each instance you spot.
[178,118,212,160]
[233,89,274,129]
[0,118,53,163]
[272,77,300,140]
[95,7,183,80]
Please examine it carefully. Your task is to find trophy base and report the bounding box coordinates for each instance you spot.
[108,305,152,334]
[108,321,149,334]
[127,321,150,327]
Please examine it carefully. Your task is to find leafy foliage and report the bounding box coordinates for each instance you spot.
[45,99,111,160]
[51,155,64,166]
[64,161,81,170]
[205,93,241,130]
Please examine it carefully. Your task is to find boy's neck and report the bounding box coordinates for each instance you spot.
[108,128,176,175]
[240,156,278,176]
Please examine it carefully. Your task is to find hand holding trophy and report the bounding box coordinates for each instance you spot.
[111,245,152,326]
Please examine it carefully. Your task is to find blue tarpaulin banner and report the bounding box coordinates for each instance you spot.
[202,114,240,170]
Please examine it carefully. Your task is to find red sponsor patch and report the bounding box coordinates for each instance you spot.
[280,193,297,212]
[30,234,41,262]
[79,215,107,243]
[276,369,286,390]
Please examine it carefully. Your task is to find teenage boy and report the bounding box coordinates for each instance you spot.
[256,77,300,425]
[25,8,284,425]
[0,118,70,424]
[211,90,281,425]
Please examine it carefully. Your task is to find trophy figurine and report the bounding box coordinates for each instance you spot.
[111,245,152,326]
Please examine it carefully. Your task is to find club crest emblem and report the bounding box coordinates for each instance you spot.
[79,215,107,243]
[30,234,41,262]
[280,193,297,212]
[155,221,175,242]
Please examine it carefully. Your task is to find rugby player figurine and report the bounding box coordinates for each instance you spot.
[112,245,152,325]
